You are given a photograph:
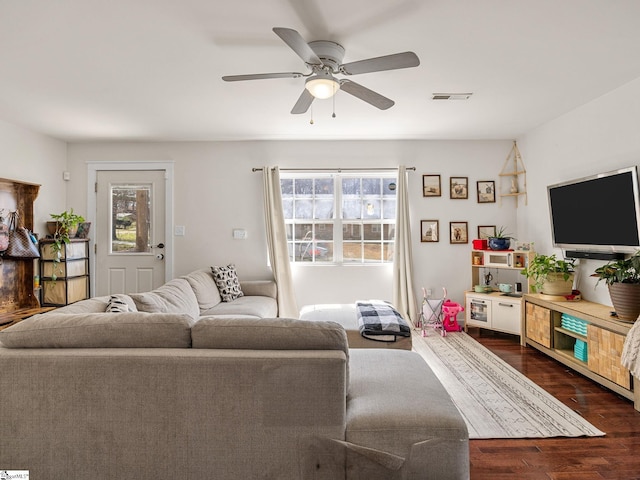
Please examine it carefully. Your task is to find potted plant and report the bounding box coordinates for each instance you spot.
[47,209,85,281]
[521,253,575,295]
[592,250,640,321]
[488,226,514,251]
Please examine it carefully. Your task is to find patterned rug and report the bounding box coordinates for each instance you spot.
[412,331,605,439]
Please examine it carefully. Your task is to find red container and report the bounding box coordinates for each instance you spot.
[472,239,488,250]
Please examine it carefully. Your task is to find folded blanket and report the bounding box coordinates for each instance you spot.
[622,319,640,378]
[356,300,411,342]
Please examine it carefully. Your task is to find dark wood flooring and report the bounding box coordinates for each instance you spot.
[467,328,640,480]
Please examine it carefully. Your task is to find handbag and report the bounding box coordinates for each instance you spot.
[5,211,40,259]
[0,211,8,252]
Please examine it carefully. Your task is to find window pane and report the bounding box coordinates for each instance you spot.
[343,199,361,219]
[295,179,313,195]
[282,198,293,219]
[315,223,333,241]
[363,224,381,241]
[294,200,313,219]
[363,242,383,262]
[342,178,360,195]
[383,179,397,196]
[363,199,380,219]
[343,242,362,262]
[362,178,381,195]
[315,199,333,219]
[315,178,333,195]
[280,178,293,195]
[383,199,396,219]
[383,224,395,241]
[111,185,151,253]
[343,223,362,241]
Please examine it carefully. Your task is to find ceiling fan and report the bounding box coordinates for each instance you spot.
[222,27,420,114]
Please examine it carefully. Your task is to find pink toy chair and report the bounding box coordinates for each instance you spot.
[441,300,464,334]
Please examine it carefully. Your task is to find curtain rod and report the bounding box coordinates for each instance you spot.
[252,167,416,172]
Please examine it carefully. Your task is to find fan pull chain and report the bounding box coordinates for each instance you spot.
[309,105,314,125]
[332,87,336,118]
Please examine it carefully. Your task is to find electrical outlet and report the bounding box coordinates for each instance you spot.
[426,288,432,297]
[233,229,247,240]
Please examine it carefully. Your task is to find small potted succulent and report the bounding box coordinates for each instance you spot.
[521,253,575,295]
[488,226,514,251]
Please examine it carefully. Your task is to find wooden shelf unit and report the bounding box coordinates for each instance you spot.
[0,177,52,330]
[499,141,527,207]
[524,294,639,411]
[39,238,90,306]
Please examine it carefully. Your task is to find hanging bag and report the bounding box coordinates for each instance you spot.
[5,211,40,259]
[0,210,8,253]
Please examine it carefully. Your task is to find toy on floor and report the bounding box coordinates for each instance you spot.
[441,300,464,333]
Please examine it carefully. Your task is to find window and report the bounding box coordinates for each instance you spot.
[281,173,397,263]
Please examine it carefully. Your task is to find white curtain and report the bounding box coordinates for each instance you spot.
[263,166,299,318]
[393,165,418,324]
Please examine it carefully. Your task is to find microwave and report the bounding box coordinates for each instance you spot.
[483,251,513,267]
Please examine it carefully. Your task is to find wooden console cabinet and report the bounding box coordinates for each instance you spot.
[524,294,639,411]
[0,177,54,330]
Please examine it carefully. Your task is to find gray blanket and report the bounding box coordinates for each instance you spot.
[356,300,411,342]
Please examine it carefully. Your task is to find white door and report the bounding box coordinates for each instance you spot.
[95,170,166,295]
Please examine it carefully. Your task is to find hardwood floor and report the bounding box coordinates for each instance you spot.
[467,328,640,480]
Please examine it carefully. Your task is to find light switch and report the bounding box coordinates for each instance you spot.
[174,225,185,236]
[233,229,247,240]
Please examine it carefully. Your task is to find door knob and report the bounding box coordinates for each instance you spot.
[156,253,165,260]
[153,243,165,249]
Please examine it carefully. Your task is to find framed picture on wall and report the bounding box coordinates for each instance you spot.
[477,180,496,203]
[450,177,468,199]
[422,175,441,197]
[421,220,439,242]
[477,225,496,239]
[450,221,468,244]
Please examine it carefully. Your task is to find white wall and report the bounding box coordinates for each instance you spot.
[67,139,515,311]
[517,76,640,306]
[0,118,67,229]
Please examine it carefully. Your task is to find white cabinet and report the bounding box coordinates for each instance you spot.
[466,292,522,337]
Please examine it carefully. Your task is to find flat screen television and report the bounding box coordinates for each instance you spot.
[547,166,640,257]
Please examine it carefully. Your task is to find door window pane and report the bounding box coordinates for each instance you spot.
[111,184,152,253]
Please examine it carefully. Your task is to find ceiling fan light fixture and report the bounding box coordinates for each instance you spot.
[305,73,340,99]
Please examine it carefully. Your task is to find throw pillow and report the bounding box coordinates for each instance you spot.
[211,264,244,302]
[105,294,137,313]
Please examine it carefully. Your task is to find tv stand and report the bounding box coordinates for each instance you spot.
[524,294,639,412]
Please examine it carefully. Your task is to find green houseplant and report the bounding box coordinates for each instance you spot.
[592,250,640,321]
[521,253,575,295]
[47,209,85,281]
[488,226,514,251]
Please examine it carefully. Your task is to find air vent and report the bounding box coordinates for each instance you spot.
[432,93,473,100]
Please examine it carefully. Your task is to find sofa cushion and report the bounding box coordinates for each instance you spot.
[130,278,200,320]
[105,294,138,313]
[192,317,348,356]
[182,269,222,312]
[0,312,196,348]
[201,295,278,318]
[211,264,244,302]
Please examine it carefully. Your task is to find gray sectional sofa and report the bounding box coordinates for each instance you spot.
[0,268,469,479]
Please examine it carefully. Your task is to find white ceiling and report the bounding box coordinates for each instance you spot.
[1,0,639,142]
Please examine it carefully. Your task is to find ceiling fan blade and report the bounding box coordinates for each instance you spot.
[340,52,420,75]
[339,80,394,110]
[273,27,322,66]
[291,89,315,114]
[222,72,305,82]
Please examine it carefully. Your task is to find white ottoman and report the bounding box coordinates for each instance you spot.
[299,304,412,350]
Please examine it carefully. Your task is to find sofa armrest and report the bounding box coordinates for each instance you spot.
[240,280,277,299]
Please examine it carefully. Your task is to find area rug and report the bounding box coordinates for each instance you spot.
[412,331,605,439]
